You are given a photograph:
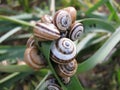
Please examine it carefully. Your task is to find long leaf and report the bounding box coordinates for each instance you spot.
[78,18,115,33]
[77,27,120,73]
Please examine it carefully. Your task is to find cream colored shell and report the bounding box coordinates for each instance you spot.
[50,38,76,64]
[56,59,78,77]
[68,22,84,41]
[53,10,72,32]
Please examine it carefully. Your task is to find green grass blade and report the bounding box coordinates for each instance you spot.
[78,18,115,33]
[77,27,120,73]
[85,0,108,15]
[0,65,33,72]
[0,72,32,89]
[0,15,34,27]
[0,27,22,43]
[0,46,25,61]
[106,0,120,23]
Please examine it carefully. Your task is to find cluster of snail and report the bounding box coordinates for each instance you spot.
[24,7,84,89]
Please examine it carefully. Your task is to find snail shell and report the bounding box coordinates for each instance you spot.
[33,22,60,41]
[68,22,84,41]
[24,46,46,70]
[47,84,62,90]
[50,38,76,64]
[53,10,72,32]
[24,37,46,70]
[64,7,77,23]
[41,14,53,23]
[26,35,35,48]
[56,59,78,77]
[45,76,62,90]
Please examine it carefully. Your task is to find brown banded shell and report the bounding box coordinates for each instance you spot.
[45,76,62,90]
[26,35,35,48]
[24,46,46,70]
[50,38,76,64]
[41,14,53,23]
[64,7,77,23]
[53,10,72,32]
[47,84,62,90]
[33,22,60,41]
[56,59,78,77]
[68,22,84,41]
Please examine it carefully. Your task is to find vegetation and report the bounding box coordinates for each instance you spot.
[0,0,120,90]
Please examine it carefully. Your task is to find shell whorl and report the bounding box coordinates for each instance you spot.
[63,7,77,23]
[53,10,72,32]
[24,46,46,70]
[50,38,76,64]
[68,22,84,41]
[56,59,78,77]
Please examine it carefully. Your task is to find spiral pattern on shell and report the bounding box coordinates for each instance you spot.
[63,7,77,23]
[56,59,78,77]
[50,38,76,64]
[68,22,84,41]
[24,46,46,70]
[53,10,72,32]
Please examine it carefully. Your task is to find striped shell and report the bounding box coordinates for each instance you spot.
[45,76,62,90]
[33,22,60,41]
[53,10,72,32]
[56,59,78,77]
[68,22,84,41]
[64,7,77,23]
[50,38,76,64]
[24,46,46,70]
[24,37,46,70]
[41,14,53,23]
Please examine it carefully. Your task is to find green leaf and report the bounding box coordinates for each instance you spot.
[0,27,22,43]
[85,0,108,15]
[78,18,115,33]
[77,27,120,73]
[0,46,25,61]
[0,15,34,27]
[0,72,31,89]
[0,65,33,72]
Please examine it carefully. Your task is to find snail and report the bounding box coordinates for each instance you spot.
[56,59,78,77]
[41,14,53,24]
[24,36,46,70]
[50,37,76,64]
[67,22,84,41]
[63,7,77,23]
[53,10,72,32]
[45,75,62,90]
[33,22,60,41]
[47,84,62,90]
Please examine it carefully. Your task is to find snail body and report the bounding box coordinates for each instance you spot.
[33,22,60,41]
[50,37,76,64]
[53,10,72,32]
